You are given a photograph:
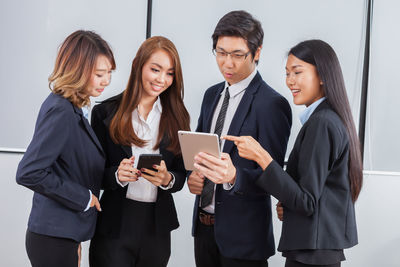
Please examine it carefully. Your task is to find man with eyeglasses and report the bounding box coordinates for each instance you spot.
[187,10,292,267]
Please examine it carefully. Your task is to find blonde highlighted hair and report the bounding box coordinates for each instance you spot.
[49,30,115,107]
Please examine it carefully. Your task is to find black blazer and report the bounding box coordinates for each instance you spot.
[91,94,186,238]
[16,93,105,242]
[257,100,358,251]
[192,72,292,260]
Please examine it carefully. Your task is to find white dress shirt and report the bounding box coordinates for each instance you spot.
[202,68,258,214]
[116,98,174,202]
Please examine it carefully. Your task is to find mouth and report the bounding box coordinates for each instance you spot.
[224,72,233,78]
[290,89,300,96]
[96,88,104,93]
[151,83,164,91]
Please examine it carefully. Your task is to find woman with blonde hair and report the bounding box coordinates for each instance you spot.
[16,30,115,267]
[89,36,190,267]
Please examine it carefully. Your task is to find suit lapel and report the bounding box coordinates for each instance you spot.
[205,84,225,132]
[73,106,104,156]
[223,72,262,154]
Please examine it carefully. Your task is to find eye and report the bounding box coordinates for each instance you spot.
[96,74,103,78]
[217,51,227,57]
[233,53,244,59]
[294,71,302,75]
[285,72,289,77]
[167,72,174,76]
[151,68,160,73]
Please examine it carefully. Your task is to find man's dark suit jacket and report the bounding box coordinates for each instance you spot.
[192,72,292,260]
[90,94,186,238]
[257,100,358,251]
[16,93,105,242]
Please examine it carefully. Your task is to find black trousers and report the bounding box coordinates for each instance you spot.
[285,259,341,267]
[89,199,171,267]
[25,230,79,267]
[194,216,268,267]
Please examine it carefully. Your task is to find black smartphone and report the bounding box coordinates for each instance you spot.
[136,154,162,171]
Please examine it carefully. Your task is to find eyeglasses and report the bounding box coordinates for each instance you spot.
[212,49,251,61]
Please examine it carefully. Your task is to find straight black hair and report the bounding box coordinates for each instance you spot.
[289,39,363,202]
[212,10,263,64]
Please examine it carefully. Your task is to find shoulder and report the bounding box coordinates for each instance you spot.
[253,78,291,113]
[92,93,123,116]
[41,93,74,118]
[203,81,225,98]
[306,105,347,141]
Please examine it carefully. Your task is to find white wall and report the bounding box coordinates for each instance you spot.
[1,0,400,266]
[0,0,147,149]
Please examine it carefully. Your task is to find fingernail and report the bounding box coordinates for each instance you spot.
[152,164,157,168]
[141,168,145,172]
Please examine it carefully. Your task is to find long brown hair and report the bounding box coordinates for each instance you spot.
[289,39,363,202]
[49,30,116,107]
[110,36,190,154]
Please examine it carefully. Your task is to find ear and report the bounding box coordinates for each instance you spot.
[254,45,262,62]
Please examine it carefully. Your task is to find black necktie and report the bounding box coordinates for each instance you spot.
[200,88,230,208]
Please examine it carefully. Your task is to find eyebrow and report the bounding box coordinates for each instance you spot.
[151,63,174,71]
[95,69,109,72]
[216,47,246,53]
[285,64,303,70]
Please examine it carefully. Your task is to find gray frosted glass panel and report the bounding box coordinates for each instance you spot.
[364,0,400,172]
[151,0,365,157]
[0,0,147,149]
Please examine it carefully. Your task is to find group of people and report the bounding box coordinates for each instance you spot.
[16,10,362,267]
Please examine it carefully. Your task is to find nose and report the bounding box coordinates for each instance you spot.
[286,73,295,86]
[101,73,111,86]
[156,72,166,84]
[223,54,234,68]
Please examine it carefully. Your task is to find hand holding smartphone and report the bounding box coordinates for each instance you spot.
[136,154,163,171]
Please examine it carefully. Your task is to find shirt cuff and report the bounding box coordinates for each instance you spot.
[223,181,235,190]
[159,172,175,190]
[84,190,92,212]
[115,169,128,187]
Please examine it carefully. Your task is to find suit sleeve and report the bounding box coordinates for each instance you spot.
[256,118,342,216]
[16,104,90,211]
[90,104,120,190]
[165,153,186,193]
[233,96,292,193]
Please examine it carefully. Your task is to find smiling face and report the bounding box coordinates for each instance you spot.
[215,36,260,85]
[285,54,324,107]
[141,49,174,101]
[86,54,112,97]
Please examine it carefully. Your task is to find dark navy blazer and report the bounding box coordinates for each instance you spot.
[90,94,186,238]
[257,101,358,251]
[16,93,105,242]
[192,72,292,260]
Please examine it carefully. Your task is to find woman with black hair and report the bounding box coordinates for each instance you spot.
[221,39,363,267]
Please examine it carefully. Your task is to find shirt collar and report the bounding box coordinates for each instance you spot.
[223,68,257,97]
[299,97,326,125]
[81,105,90,120]
[154,97,162,113]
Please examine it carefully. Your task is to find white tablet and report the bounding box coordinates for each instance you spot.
[178,130,221,171]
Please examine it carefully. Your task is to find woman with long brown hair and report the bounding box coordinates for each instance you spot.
[89,36,190,267]
[202,39,363,267]
[16,30,115,267]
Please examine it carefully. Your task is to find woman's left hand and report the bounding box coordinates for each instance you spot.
[140,160,172,187]
[222,135,273,170]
